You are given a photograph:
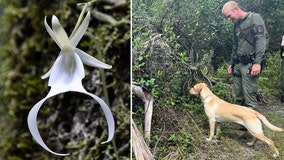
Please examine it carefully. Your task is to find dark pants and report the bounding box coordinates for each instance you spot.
[280,59,284,99]
[233,63,259,109]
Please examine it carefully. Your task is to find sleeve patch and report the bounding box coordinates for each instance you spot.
[257,25,264,34]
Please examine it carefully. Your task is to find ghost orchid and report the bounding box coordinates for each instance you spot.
[27,11,114,156]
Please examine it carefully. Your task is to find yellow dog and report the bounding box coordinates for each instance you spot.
[189,83,283,158]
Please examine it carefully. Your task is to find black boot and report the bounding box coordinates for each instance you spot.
[281,96,284,103]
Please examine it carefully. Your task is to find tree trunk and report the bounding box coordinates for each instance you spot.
[132,83,154,138]
[132,121,154,160]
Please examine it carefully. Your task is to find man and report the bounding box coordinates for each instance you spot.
[280,36,284,102]
[222,1,267,110]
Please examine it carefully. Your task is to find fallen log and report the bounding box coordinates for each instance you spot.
[132,121,154,160]
[132,83,154,138]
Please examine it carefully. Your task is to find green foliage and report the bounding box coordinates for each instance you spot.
[258,52,282,97]
[0,0,130,159]
[210,82,235,102]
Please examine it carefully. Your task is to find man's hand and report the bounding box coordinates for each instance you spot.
[249,64,261,76]
[228,65,232,74]
[281,46,284,58]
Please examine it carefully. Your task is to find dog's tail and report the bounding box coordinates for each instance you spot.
[256,112,284,132]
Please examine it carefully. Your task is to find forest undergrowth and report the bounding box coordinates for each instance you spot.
[142,98,284,160]
[133,53,284,160]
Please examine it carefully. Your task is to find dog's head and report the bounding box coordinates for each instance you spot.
[189,83,207,95]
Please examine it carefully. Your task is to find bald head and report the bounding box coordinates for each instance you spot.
[222,1,238,14]
[222,1,247,22]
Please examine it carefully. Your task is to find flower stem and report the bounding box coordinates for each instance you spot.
[97,50,119,160]
[84,8,119,158]
[70,3,89,38]
[97,51,110,106]
[71,0,101,38]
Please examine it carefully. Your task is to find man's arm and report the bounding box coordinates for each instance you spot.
[230,24,238,65]
[248,14,266,76]
[252,13,267,64]
[281,35,284,58]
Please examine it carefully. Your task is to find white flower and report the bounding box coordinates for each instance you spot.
[27,11,115,156]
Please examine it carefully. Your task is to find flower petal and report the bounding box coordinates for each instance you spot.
[27,94,69,156]
[69,11,91,47]
[28,86,114,156]
[80,90,115,143]
[52,15,70,45]
[41,68,51,79]
[75,48,112,69]
[41,52,64,79]
[44,16,62,48]
[48,50,85,90]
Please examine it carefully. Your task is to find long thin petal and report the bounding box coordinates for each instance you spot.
[69,11,91,47]
[48,51,85,89]
[41,67,52,79]
[81,90,115,143]
[44,16,62,48]
[75,48,112,69]
[28,86,114,156]
[52,15,70,45]
[28,94,69,156]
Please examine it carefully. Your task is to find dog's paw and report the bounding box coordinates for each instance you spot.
[214,135,221,140]
[273,153,279,158]
[206,138,212,141]
[247,141,254,146]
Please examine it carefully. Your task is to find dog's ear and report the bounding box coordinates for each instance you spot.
[201,83,207,88]
[194,83,207,93]
[192,83,201,94]
[196,83,203,92]
[190,83,207,94]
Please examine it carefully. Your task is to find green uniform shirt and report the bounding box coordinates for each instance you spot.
[230,12,267,65]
